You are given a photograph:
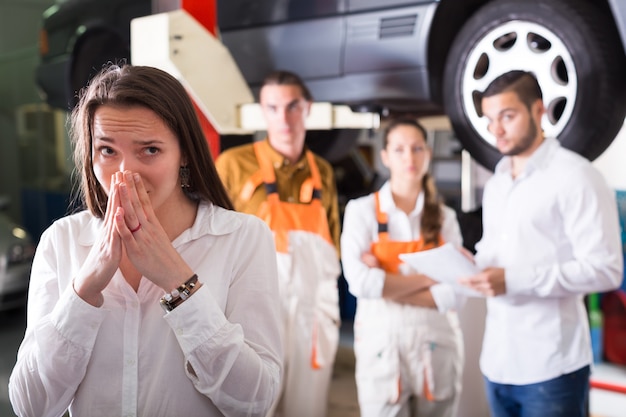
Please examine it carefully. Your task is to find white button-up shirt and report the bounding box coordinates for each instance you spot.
[475,137,623,384]
[9,202,282,417]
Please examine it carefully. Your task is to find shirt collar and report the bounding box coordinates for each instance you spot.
[494,137,559,177]
[262,138,308,169]
[378,181,425,216]
[77,202,242,247]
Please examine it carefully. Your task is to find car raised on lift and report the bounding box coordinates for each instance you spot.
[36,0,626,170]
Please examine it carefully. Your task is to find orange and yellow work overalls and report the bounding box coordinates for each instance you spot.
[353,192,463,417]
[240,140,340,417]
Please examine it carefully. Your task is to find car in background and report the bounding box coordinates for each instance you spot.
[36,0,151,111]
[0,197,35,312]
[35,0,626,170]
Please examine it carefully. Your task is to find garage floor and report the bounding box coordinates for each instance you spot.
[328,340,359,417]
[331,322,626,417]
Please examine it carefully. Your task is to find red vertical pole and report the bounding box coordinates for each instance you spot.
[181,0,221,158]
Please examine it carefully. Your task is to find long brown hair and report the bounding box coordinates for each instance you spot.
[70,64,233,218]
[383,118,443,245]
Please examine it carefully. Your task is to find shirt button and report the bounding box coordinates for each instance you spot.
[177,328,184,335]
[126,359,136,366]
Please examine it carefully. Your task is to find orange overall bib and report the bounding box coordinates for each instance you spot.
[241,140,340,417]
[354,192,462,417]
[371,193,441,273]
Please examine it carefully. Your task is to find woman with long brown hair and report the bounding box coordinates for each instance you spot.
[9,64,282,417]
[341,118,465,417]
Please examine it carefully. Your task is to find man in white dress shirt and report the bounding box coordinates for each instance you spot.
[460,70,623,417]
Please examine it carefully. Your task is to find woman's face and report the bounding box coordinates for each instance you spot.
[381,124,431,183]
[91,105,187,216]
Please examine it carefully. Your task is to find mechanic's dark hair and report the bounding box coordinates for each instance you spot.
[383,118,442,246]
[70,64,233,218]
[482,70,543,111]
[261,70,313,101]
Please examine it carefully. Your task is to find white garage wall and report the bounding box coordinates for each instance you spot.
[594,119,626,191]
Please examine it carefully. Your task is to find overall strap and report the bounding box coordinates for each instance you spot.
[239,140,322,204]
[374,192,389,242]
[254,140,280,203]
[300,150,323,203]
[238,141,279,204]
[238,170,264,203]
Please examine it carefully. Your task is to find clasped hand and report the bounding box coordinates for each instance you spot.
[73,171,192,306]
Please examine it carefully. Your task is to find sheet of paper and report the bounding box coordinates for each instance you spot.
[399,243,482,296]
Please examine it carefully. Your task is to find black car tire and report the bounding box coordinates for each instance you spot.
[443,0,626,171]
[68,30,130,108]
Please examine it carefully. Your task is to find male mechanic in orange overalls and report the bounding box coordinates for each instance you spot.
[216,70,341,417]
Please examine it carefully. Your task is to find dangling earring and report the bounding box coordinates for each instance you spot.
[180,166,190,189]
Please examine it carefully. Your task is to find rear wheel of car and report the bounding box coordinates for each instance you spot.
[443,0,626,171]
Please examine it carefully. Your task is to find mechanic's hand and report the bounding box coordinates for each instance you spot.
[114,171,194,292]
[459,267,506,297]
[397,263,437,289]
[458,246,475,262]
[409,273,437,289]
[73,173,124,307]
[361,252,380,268]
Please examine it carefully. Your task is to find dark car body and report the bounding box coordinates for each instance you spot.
[36,0,626,170]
